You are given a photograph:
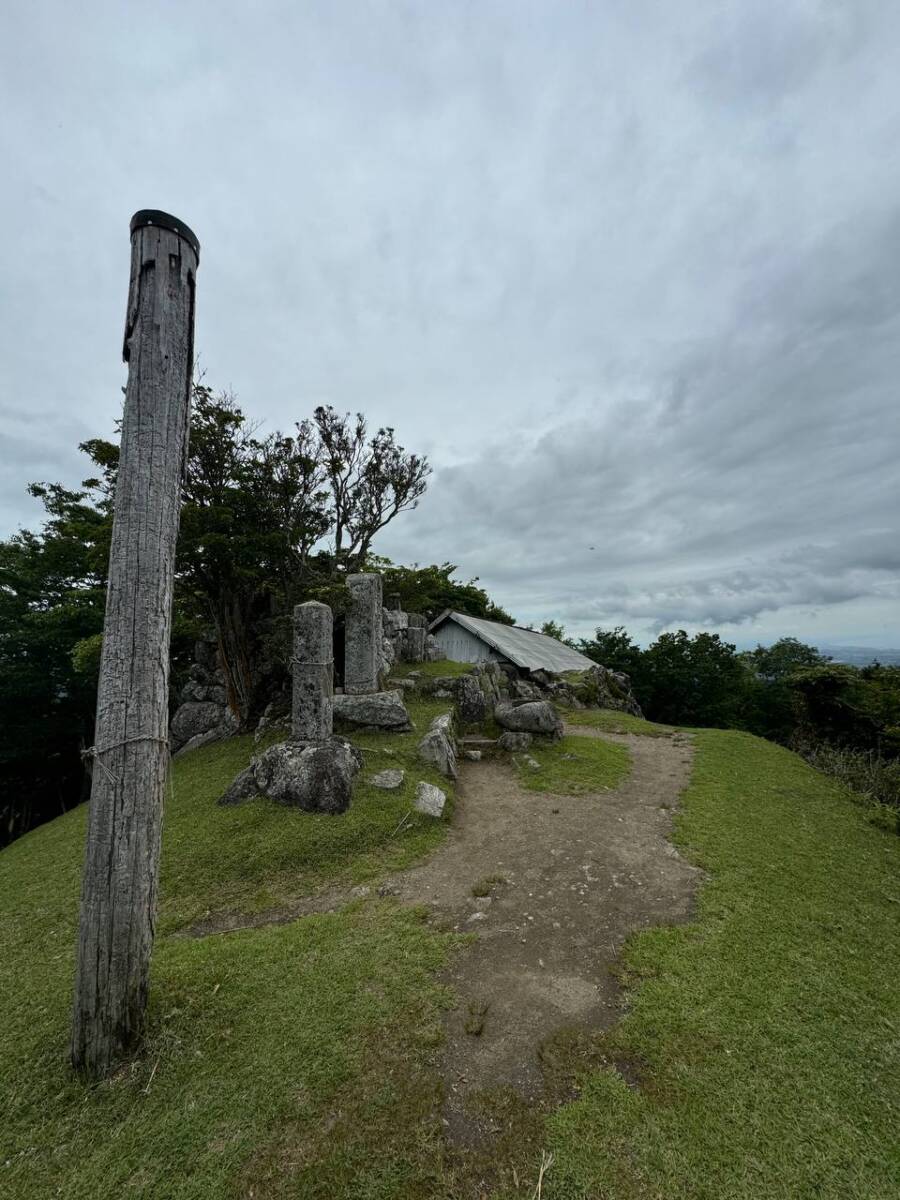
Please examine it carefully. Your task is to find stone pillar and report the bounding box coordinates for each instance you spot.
[345,573,383,695]
[388,592,403,612]
[405,613,426,663]
[292,601,333,742]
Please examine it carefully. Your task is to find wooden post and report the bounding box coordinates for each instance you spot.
[71,211,199,1076]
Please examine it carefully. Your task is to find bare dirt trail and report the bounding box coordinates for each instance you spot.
[182,724,701,1144]
[383,726,701,1138]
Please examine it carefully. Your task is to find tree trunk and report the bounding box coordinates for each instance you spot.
[71,211,199,1077]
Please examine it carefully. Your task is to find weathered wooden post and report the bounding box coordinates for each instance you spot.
[71,211,199,1076]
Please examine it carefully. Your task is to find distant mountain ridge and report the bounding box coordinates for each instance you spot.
[818,644,900,667]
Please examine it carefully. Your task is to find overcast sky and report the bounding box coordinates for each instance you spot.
[2,1,898,646]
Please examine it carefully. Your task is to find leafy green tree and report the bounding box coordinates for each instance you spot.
[741,638,830,740]
[1,385,437,842]
[0,480,110,843]
[641,630,751,728]
[372,559,514,624]
[788,663,900,755]
[577,626,647,689]
[540,619,570,643]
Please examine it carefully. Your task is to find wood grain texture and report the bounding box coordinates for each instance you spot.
[71,222,197,1076]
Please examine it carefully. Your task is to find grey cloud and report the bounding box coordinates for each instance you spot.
[2,1,898,646]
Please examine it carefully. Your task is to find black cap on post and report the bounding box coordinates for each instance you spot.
[130,210,200,261]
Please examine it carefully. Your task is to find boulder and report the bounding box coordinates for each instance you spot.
[252,737,362,814]
[171,700,227,746]
[417,711,458,779]
[333,690,413,732]
[371,768,405,790]
[462,749,482,762]
[414,781,447,818]
[495,700,563,740]
[217,766,260,807]
[497,731,533,752]
[455,674,488,725]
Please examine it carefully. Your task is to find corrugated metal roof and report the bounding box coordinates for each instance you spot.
[429,610,597,673]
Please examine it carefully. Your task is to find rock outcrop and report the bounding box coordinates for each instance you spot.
[221,737,362,813]
[417,711,458,779]
[333,690,413,732]
[495,700,564,740]
[170,635,237,755]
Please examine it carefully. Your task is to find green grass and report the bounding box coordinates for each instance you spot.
[471,873,508,898]
[541,730,900,1199]
[0,696,461,1199]
[565,707,676,737]
[389,658,474,681]
[514,733,631,795]
[3,715,900,1198]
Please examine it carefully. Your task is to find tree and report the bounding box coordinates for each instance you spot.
[78,389,433,727]
[0,480,110,844]
[372,559,514,624]
[577,626,647,686]
[641,630,751,728]
[740,637,830,741]
[0,387,436,841]
[313,406,430,573]
[540,619,570,644]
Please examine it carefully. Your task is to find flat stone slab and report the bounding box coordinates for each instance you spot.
[371,768,405,790]
[333,689,413,731]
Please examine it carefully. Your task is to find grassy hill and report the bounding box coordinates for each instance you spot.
[1,700,898,1199]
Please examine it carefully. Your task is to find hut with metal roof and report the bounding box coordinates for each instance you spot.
[427,610,596,674]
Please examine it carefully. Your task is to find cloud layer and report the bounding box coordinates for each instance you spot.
[2,1,898,644]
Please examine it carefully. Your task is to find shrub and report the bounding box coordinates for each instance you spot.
[794,740,900,834]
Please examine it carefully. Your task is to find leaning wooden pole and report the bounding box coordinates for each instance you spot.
[71,211,199,1076]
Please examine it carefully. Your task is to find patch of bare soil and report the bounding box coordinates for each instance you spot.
[181,725,700,1151]
[382,727,700,1143]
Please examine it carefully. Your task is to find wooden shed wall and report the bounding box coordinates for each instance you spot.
[432,621,508,665]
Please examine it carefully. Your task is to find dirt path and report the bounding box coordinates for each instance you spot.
[383,727,700,1138]
[183,725,700,1142]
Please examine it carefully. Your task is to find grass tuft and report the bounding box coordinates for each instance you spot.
[514,734,630,795]
[566,708,676,737]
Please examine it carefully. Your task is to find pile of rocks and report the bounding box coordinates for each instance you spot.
[382,601,443,670]
[403,657,642,723]
[532,663,643,717]
[170,636,238,756]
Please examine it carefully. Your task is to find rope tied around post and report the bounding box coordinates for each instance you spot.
[81,736,172,784]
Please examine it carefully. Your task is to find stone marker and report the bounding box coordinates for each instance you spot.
[345,573,383,694]
[405,625,426,663]
[292,601,333,742]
